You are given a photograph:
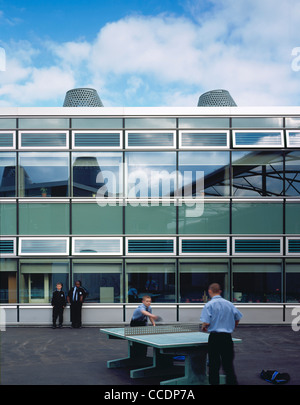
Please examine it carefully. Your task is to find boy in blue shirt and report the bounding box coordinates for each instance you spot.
[200,283,243,385]
[130,295,158,326]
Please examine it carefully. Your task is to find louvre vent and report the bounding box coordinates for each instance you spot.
[127,238,175,255]
[181,238,228,254]
[180,132,228,148]
[287,238,300,254]
[73,238,122,255]
[233,131,283,147]
[287,131,300,147]
[20,238,68,255]
[127,132,175,148]
[73,132,121,148]
[20,132,68,148]
[234,238,281,255]
[0,239,14,255]
[0,132,14,148]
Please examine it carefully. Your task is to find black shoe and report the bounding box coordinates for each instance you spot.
[52,325,56,329]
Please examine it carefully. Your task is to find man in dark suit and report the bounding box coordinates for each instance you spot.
[67,280,87,328]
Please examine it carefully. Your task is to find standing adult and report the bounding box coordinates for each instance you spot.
[200,283,243,385]
[67,280,86,328]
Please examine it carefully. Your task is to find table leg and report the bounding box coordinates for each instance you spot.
[130,348,183,379]
[107,341,152,369]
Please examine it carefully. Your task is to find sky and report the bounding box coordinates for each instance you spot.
[0,0,300,108]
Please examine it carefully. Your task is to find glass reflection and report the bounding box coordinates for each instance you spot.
[72,152,123,197]
[0,152,16,197]
[126,152,176,198]
[19,152,69,197]
[285,151,300,196]
[232,151,283,197]
[178,151,230,197]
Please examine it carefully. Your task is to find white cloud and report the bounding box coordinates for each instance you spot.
[1,1,300,107]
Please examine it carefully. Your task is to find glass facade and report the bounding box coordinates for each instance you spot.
[0,111,300,310]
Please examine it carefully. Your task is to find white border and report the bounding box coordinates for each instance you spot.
[179,237,229,256]
[19,237,69,256]
[126,237,176,256]
[72,237,123,256]
[72,130,122,149]
[232,237,283,256]
[286,237,300,256]
[19,131,69,150]
[286,130,300,148]
[0,131,16,149]
[125,130,176,149]
[179,130,230,149]
[0,237,16,256]
[232,130,284,148]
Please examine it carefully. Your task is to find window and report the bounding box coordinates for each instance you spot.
[20,259,69,303]
[73,260,122,302]
[285,151,300,196]
[179,259,229,303]
[125,118,176,129]
[125,260,176,303]
[0,259,17,303]
[18,118,69,129]
[0,152,16,197]
[126,152,176,198]
[232,151,284,197]
[72,152,122,197]
[19,152,69,197]
[178,117,229,129]
[71,118,123,129]
[232,259,282,303]
[178,151,230,197]
[231,117,283,128]
[285,260,300,302]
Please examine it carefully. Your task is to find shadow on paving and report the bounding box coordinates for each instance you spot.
[0,325,299,386]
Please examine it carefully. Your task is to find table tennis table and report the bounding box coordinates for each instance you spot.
[100,325,242,385]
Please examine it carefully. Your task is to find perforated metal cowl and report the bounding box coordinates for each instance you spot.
[63,88,103,107]
[197,89,237,107]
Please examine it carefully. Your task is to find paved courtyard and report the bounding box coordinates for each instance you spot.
[0,325,298,386]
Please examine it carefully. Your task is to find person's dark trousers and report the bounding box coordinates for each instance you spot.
[130,319,148,358]
[52,306,64,327]
[70,302,82,328]
[208,332,238,385]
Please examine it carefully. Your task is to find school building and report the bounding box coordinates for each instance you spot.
[0,88,300,326]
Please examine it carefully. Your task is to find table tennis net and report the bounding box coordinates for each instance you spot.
[124,324,200,336]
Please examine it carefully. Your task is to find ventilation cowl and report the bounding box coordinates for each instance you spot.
[63,88,104,107]
[197,89,237,107]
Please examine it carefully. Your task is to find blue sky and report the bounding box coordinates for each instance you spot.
[0,0,300,107]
